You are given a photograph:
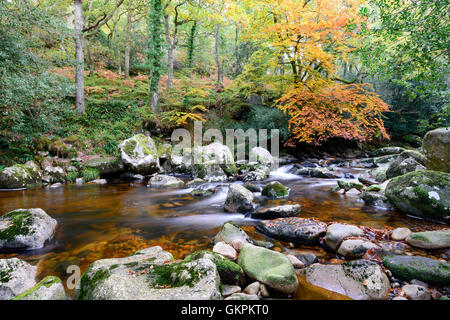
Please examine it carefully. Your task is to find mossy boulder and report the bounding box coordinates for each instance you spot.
[0,258,37,300]
[422,127,450,173]
[369,146,406,157]
[359,191,390,208]
[368,166,388,182]
[385,150,426,179]
[403,134,423,148]
[385,170,450,224]
[0,208,57,250]
[119,134,161,175]
[383,255,450,285]
[42,165,66,183]
[48,140,78,158]
[301,259,390,300]
[405,230,450,249]
[309,167,340,179]
[262,181,290,199]
[237,243,298,294]
[336,180,364,193]
[12,276,66,300]
[184,250,245,286]
[256,217,327,246]
[76,246,221,300]
[241,164,271,182]
[147,174,185,188]
[0,161,42,189]
[82,157,124,175]
[224,184,254,213]
[249,147,275,167]
[212,222,273,249]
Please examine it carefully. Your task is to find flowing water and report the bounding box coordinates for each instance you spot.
[0,164,444,297]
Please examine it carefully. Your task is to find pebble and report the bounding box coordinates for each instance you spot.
[391,227,412,241]
[222,285,241,297]
[402,284,432,300]
[213,242,238,260]
[243,282,260,295]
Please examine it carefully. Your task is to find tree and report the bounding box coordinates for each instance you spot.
[148,0,164,111]
[74,0,85,115]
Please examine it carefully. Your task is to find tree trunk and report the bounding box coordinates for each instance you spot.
[115,10,121,76]
[215,25,222,86]
[74,0,85,115]
[124,10,131,80]
[164,15,174,90]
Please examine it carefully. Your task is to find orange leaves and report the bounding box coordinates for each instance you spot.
[277,82,390,145]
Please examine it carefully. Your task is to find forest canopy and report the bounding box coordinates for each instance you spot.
[0,0,448,164]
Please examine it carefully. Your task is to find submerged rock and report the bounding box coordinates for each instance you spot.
[82,157,124,175]
[147,174,184,188]
[77,246,221,300]
[238,243,298,294]
[383,255,450,285]
[422,127,450,173]
[184,250,245,286]
[0,161,42,189]
[0,258,37,300]
[261,181,290,199]
[251,204,301,220]
[12,276,66,300]
[325,223,363,250]
[385,170,450,224]
[256,217,327,246]
[301,260,390,300]
[405,230,450,249]
[119,134,160,175]
[224,184,254,213]
[0,208,57,250]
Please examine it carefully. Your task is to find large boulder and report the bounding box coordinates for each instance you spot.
[0,208,57,250]
[241,164,271,182]
[405,230,450,249]
[261,181,290,199]
[249,147,275,167]
[0,161,42,189]
[251,204,301,220]
[76,246,221,300]
[12,276,66,300]
[119,134,160,175]
[385,150,426,179]
[301,260,390,300]
[224,184,254,213]
[385,170,450,224]
[422,127,450,173]
[184,250,245,286]
[147,174,184,188]
[256,217,327,246]
[191,142,237,181]
[237,243,298,294]
[325,223,363,250]
[82,157,124,175]
[0,258,37,300]
[383,255,450,285]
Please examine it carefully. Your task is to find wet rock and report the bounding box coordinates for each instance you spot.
[243,182,262,193]
[370,147,406,157]
[224,293,259,300]
[119,134,160,175]
[261,181,290,199]
[309,167,340,179]
[368,166,388,182]
[12,276,66,300]
[224,184,254,213]
[373,154,398,166]
[190,184,218,197]
[385,170,450,224]
[0,208,57,250]
[241,164,271,182]
[213,222,272,251]
[391,228,412,241]
[336,180,364,193]
[260,283,270,297]
[301,259,390,300]
[190,142,237,181]
[295,253,318,267]
[148,174,184,188]
[249,147,274,167]
[0,258,37,300]
[325,223,363,250]
[405,230,450,249]
[82,157,124,175]
[222,285,241,297]
[0,161,42,189]
[286,255,305,268]
[359,191,391,208]
[212,242,237,260]
[77,246,221,300]
[238,243,298,294]
[243,281,260,295]
[251,204,301,220]
[383,255,450,285]
[401,284,431,300]
[358,176,378,186]
[120,172,145,181]
[184,250,245,287]
[422,127,450,173]
[257,217,327,246]
[365,184,382,192]
[185,178,204,187]
[386,151,426,179]
[337,239,380,258]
